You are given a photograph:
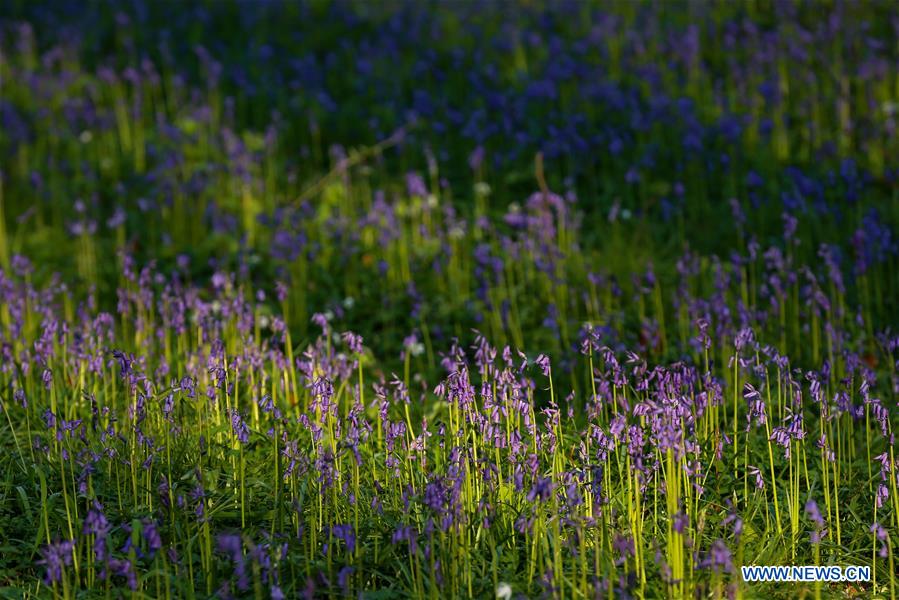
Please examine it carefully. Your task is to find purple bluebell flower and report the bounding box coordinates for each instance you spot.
[342,331,364,354]
[142,519,162,557]
[534,354,551,376]
[38,540,74,585]
[230,410,250,444]
[699,540,733,573]
[216,534,248,591]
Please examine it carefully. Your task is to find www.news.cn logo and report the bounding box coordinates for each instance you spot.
[741,565,871,582]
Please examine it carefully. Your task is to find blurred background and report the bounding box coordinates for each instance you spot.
[1,0,897,379]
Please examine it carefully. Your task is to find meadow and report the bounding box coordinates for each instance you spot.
[0,1,898,598]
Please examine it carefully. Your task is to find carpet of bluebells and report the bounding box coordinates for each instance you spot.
[1,2,899,599]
